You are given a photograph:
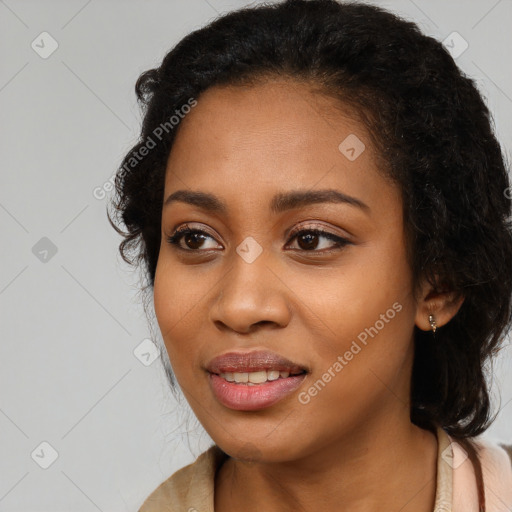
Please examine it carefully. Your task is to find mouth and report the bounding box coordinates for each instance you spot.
[205,350,308,411]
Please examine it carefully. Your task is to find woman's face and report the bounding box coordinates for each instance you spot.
[153,78,422,462]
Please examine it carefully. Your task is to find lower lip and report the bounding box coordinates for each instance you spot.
[209,373,307,411]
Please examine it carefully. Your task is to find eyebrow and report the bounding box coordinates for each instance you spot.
[163,188,370,215]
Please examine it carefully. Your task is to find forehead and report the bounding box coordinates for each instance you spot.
[163,78,397,217]
[173,78,366,155]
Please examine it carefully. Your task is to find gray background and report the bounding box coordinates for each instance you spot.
[1,0,511,510]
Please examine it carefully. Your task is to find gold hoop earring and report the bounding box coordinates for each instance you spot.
[428,314,437,333]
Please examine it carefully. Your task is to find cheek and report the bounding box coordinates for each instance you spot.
[153,259,176,338]
[295,293,414,441]
[153,257,201,369]
[296,234,415,392]
[295,242,412,351]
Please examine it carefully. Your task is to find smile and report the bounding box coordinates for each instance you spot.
[218,369,303,385]
[206,349,309,410]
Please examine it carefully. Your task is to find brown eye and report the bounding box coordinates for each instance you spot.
[287,228,351,252]
[295,232,319,250]
[166,226,221,251]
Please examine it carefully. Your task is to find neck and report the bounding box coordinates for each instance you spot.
[214,416,438,512]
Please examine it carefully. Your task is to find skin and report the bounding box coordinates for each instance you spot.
[153,77,464,512]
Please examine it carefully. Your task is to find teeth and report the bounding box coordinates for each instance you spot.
[219,370,301,384]
[248,371,267,384]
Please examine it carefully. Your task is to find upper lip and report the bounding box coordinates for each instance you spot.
[206,350,308,374]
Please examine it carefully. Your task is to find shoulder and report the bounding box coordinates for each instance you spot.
[497,442,512,465]
[454,433,512,512]
[472,434,512,476]
[138,445,228,512]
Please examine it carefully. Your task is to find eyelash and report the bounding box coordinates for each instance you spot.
[165,224,351,254]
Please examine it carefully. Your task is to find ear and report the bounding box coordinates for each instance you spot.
[414,277,465,331]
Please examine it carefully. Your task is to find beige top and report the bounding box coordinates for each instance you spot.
[139,426,512,512]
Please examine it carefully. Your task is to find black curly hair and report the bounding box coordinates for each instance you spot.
[109,0,512,448]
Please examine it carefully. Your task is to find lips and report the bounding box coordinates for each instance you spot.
[205,350,308,411]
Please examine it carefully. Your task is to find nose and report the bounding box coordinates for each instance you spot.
[209,252,292,335]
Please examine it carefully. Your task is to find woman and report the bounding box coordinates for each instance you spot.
[109,0,512,510]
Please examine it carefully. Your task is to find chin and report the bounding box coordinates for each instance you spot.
[212,428,312,464]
